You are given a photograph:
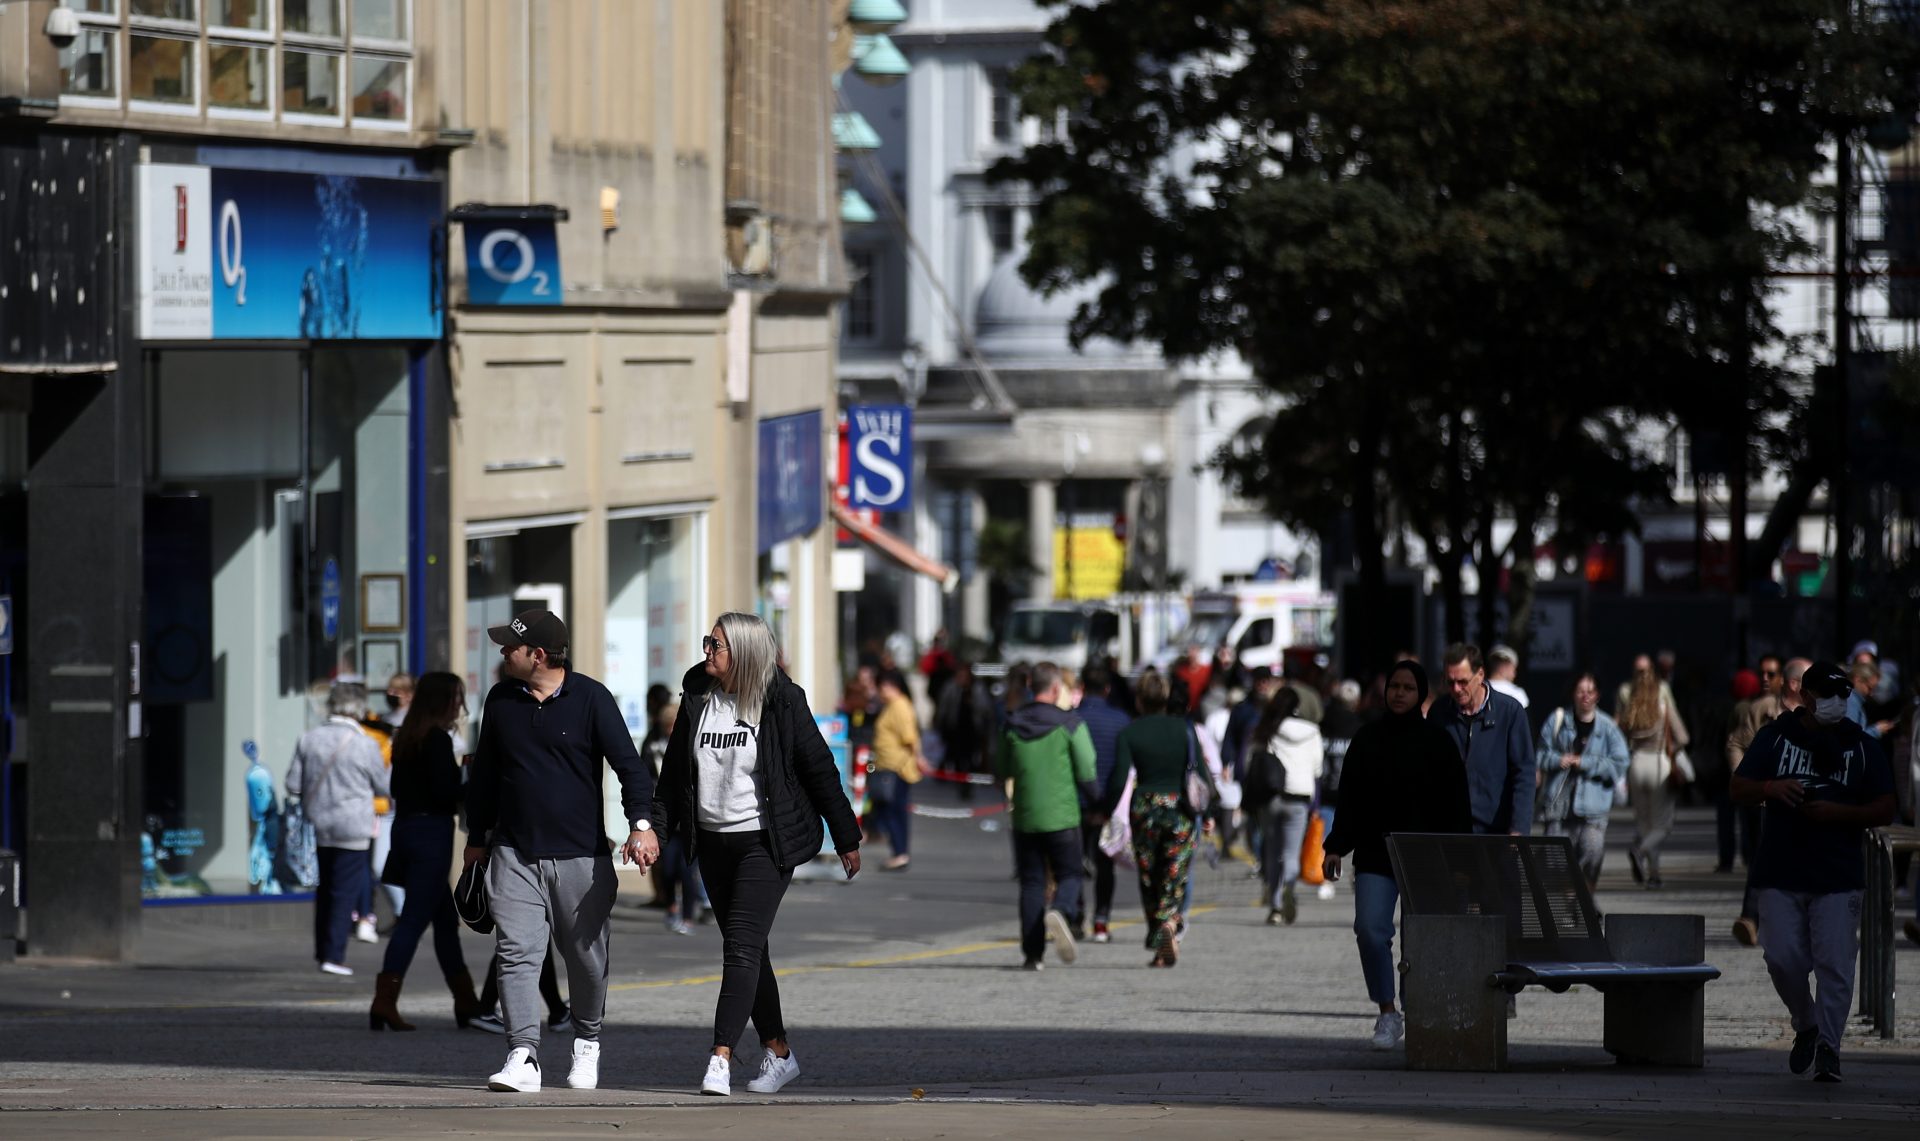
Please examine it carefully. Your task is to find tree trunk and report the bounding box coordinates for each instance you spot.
[1350,397,1390,674]
[1475,499,1500,649]
[1748,465,1821,583]
[1503,505,1540,661]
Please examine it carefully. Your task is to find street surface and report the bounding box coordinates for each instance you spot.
[2,783,1916,1138]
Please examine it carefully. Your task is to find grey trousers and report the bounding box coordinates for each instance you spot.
[1755,887,1862,1051]
[1545,814,1608,887]
[488,844,618,1051]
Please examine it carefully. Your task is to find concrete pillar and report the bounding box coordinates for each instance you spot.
[961,484,989,644]
[1027,479,1056,604]
[1603,913,1708,1066]
[1401,914,1508,1071]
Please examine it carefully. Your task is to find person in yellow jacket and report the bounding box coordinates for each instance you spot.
[869,670,926,871]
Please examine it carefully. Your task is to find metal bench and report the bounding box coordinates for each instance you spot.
[1859,824,1920,1039]
[1386,833,1721,1071]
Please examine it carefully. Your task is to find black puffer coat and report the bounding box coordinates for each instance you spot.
[652,663,862,869]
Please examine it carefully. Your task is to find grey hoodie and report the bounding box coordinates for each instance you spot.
[286,717,389,851]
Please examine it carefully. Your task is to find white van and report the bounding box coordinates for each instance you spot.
[979,602,1128,679]
[1149,582,1335,675]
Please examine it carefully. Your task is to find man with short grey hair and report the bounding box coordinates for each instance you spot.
[287,680,389,977]
[1487,645,1530,710]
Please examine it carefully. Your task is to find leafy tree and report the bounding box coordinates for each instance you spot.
[996,0,1918,670]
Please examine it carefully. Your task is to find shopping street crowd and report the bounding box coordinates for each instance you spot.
[275,614,1912,1095]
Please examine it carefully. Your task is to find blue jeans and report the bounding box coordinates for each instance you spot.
[1353,872,1400,1007]
[1015,828,1084,962]
[1261,796,1311,909]
[657,833,706,922]
[380,815,467,981]
[314,846,370,965]
[870,769,911,857]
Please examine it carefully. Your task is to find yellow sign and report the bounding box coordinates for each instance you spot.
[1052,526,1124,600]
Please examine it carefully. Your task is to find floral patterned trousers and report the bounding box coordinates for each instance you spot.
[1131,792,1196,947]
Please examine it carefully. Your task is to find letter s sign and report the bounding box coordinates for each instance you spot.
[847,404,913,512]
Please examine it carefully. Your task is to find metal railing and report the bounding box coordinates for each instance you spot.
[1859,825,1920,1039]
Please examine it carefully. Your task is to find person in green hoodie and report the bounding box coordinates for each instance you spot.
[995,661,1097,971]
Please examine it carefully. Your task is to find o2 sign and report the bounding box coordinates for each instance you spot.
[464,220,564,306]
[847,404,912,512]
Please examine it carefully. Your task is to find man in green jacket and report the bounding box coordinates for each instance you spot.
[995,662,1097,970]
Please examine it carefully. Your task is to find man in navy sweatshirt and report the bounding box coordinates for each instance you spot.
[464,609,658,1094]
[1428,643,1535,836]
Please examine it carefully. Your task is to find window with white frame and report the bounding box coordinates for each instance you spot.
[58,0,412,127]
[845,248,877,341]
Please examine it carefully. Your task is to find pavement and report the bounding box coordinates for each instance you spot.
[2,792,1917,1139]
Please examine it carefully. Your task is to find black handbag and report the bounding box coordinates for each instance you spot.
[453,857,494,935]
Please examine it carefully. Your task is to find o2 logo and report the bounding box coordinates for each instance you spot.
[478,227,552,296]
[219,198,247,305]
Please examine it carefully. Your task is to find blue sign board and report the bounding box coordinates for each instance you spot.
[139,161,443,341]
[757,411,823,553]
[0,594,11,656]
[320,559,341,641]
[463,219,564,306]
[846,404,913,511]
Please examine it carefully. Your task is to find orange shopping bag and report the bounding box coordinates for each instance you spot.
[1298,811,1326,885]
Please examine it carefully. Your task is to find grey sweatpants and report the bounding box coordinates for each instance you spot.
[488,845,618,1051]
[1754,887,1862,1051]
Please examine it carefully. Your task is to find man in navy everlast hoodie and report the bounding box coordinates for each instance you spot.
[1428,643,1535,836]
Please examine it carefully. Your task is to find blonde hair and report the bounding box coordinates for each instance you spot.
[1619,668,1662,734]
[716,611,780,725]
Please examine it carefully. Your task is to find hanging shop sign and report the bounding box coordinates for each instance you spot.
[138,162,443,341]
[462,219,563,306]
[845,403,913,511]
[757,411,823,553]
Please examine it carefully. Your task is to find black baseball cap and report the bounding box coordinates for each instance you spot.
[1801,661,1851,700]
[488,608,569,654]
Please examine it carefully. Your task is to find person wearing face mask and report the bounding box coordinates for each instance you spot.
[1322,661,1472,1051]
[1731,661,1897,1084]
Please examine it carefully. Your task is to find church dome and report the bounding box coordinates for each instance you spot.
[973,256,1135,360]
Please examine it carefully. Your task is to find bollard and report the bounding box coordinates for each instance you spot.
[0,848,17,963]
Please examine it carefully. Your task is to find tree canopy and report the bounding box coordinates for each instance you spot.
[997,0,1919,666]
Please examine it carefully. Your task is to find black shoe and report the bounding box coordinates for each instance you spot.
[1813,1042,1841,1083]
[1020,957,1044,972]
[1627,847,1646,885]
[1789,1028,1818,1075]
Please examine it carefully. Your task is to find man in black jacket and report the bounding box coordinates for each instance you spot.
[464,609,658,1094]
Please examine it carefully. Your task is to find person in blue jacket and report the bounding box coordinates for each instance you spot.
[1429,643,1535,836]
[1534,672,1631,890]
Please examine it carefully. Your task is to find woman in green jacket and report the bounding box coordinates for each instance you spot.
[1097,670,1199,966]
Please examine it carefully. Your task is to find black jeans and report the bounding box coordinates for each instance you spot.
[699,829,794,1050]
[1079,821,1115,926]
[380,815,468,981]
[1014,828,1083,962]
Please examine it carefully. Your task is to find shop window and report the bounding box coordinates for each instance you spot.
[131,0,196,18]
[212,0,269,29]
[285,49,343,117]
[987,66,1016,145]
[284,0,342,36]
[987,206,1016,258]
[845,249,876,342]
[351,54,408,123]
[352,0,407,42]
[129,33,195,106]
[61,28,118,99]
[209,42,272,112]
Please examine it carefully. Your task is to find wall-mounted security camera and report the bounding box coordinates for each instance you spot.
[45,6,81,50]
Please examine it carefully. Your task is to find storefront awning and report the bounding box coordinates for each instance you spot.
[831,501,959,592]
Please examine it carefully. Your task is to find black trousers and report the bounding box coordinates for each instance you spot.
[699,829,794,1050]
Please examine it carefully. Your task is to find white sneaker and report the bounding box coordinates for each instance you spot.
[1317,882,1336,901]
[1043,908,1077,964]
[700,1053,731,1096]
[746,1047,799,1094]
[488,1046,542,1092]
[567,1039,600,1090]
[353,917,379,944]
[318,961,353,977]
[1370,1011,1405,1051]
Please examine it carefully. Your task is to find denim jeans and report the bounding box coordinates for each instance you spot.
[656,833,706,922]
[869,769,911,858]
[1015,827,1084,962]
[1080,821,1115,926]
[1353,872,1400,1007]
[1261,796,1311,910]
[380,814,466,981]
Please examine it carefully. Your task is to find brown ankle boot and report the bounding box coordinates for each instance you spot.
[369,971,416,1031]
[448,968,479,1029]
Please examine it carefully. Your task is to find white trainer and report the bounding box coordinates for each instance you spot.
[700,1053,732,1096]
[488,1046,542,1092]
[567,1039,600,1090]
[1317,881,1337,901]
[1043,908,1077,964]
[353,917,379,944]
[1370,1011,1405,1051]
[746,1047,800,1094]
[318,961,353,977]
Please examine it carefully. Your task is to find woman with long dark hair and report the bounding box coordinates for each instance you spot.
[1098,670,1201,966]
[654,612,863,1096]
[1247,686,1323,926]
[368,671,479,1030]
[1321,661,1471,1051]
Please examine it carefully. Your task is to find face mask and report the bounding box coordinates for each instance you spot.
[385,693,403,712]
[1812,695,1848,726]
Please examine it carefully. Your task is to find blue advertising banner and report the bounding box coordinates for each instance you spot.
[758,411,823,553]
[139,162,443,340]
[846,404,913,511]
[463,219,564,306]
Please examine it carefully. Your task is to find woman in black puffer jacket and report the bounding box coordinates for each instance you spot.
[653,611,861,1098]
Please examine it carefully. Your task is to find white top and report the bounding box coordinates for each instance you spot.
[696,692,763,833]
[1490,678,1531,709]
[1267,717,1325,798]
